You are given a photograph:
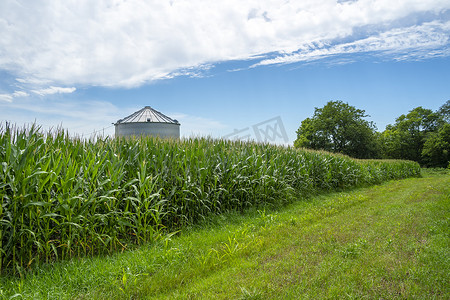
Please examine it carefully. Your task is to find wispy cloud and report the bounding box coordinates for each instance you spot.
[12,91,29,97]
[0,0,449,89]
[32,86,76,96]
[0,90,30,102]
[0,85,75,102]
[254,20,450,67]
[0,94,13,102]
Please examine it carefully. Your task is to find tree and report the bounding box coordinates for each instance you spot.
[422,123,450,167]
[378,127,411,160]
[294,101,379,158]
[380,105,446,164]
[438,100,450,123]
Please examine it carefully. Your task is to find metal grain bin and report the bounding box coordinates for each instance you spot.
[114,106,180,138]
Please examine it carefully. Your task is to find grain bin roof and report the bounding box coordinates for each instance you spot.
[115,106,180,125]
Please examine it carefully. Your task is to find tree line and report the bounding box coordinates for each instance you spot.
[294,100,450,168]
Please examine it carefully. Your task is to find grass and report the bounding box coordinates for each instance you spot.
[0,170,448,299]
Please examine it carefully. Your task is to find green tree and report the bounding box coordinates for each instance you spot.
[438,100,450,123]
[422,123,450,167]
[294,101,379,158]
[380,104,447,164]
[378,127,411,160]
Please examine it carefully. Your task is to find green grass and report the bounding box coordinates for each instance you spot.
[0,124,420,273]
[0,170,448,299]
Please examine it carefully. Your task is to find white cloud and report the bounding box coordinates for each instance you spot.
[0,90,28,102]
[12,91,29,97]
[0,94,13,102]
[0,0,449,88]
[16,77,52,85]
[254,20,450,66]
[32,86,77,96]
[0,85,74,103]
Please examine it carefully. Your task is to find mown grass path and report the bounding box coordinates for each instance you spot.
[1,171,449,299]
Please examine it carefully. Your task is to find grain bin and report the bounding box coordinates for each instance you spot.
[114,106,180,138]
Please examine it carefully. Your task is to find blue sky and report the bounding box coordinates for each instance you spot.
[1,1,449,144]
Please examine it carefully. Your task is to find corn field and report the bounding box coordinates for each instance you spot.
[0,124,420,273]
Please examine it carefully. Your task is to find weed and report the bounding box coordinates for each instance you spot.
[238,287,263,300]
[340,239,368,259]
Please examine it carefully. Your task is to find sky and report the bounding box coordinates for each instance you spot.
[1,0,449,144]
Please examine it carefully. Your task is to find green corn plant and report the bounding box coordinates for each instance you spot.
[0,123,421,274]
